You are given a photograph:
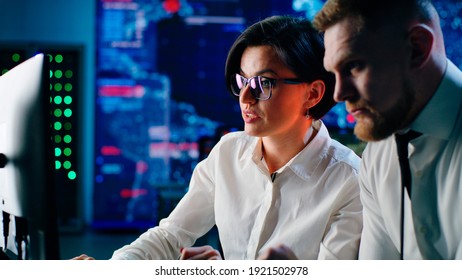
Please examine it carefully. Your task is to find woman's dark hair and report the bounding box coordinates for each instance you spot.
[225,15,336,120]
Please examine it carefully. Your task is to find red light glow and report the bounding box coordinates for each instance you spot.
[101,146,122,156]
[347,113,356,124]
[99,85,145,98]
[163,0,181,14]
[120,188,148,199]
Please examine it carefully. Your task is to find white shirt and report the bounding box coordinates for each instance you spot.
[112,120,362,260]
[359,60,462,259]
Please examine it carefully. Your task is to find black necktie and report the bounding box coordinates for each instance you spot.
[396,130,424,260]
[395,130,421,197]
[395,131,443,259]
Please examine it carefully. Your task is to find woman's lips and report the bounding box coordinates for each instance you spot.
[242,110,260,123]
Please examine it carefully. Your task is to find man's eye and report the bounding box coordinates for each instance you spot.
[345,61,363,74]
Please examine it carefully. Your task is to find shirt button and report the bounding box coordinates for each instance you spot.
[419,227,427,235]
[415,170,423,177]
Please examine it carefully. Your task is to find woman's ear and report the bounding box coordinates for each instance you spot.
[305,80,325,109]
[408,24,434,70]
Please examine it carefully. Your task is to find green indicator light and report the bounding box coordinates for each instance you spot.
[64,109,72,117]
[54,96,62,104]
[48,54,53,63]
[50,70,53,78]
[65,70,73,78]
[55,54,63,63]
[49,84,53,91]
[68,171,77,180]
[63,135,72,143]
[1,69,8,75]
[54,122,62,130]
[54,70,63,79]
[54,83,63,92]
[55,148,62,157]
[64,95,72,104]
[64,122,72,130]
[64,148,72,156]
[64,83,73,92]
[54,109,62,117]
[12,53,20,62]
[55,161,62,170]
[54,135,62,143]
[63,161,72,169]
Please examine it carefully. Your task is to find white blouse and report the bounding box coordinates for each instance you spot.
[111,120,362,260]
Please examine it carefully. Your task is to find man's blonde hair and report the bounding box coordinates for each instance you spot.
[313,0,434,33]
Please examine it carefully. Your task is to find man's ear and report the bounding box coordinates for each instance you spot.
[305,80,325,109]
[408,24,434,70]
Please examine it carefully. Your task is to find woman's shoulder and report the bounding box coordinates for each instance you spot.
[217,130,254,145]
[314,121,361,170]
[210,131,257,155]
[327,139,361,172]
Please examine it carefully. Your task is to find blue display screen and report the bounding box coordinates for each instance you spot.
[93,0,462,229]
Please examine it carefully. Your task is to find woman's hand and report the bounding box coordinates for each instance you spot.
[258,244,298,260]
[72,254,95,260]
[179,245,222,260]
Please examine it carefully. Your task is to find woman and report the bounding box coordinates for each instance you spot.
[79,15,362,260]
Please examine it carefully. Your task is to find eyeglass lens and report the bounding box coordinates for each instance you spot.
[232,74,272,100]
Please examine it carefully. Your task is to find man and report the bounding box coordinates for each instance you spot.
[313,0,462,259]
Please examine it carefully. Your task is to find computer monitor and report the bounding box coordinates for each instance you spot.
[0,53,60,259]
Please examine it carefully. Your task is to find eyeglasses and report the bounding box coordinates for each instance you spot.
[230,73,303,100]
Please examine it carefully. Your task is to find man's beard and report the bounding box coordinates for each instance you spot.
[353,81,415,142]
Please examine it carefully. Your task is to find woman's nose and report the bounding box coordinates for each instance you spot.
[239,84,257,104]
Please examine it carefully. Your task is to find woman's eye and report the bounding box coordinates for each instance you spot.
[260,78,272,88]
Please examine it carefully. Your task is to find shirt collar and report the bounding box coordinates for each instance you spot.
[290,120,329,180]
[252,120,330,181]
[411,60,462,140]
[253,125,315,173]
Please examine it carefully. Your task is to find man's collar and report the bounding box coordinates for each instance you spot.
[411,60,462,140]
